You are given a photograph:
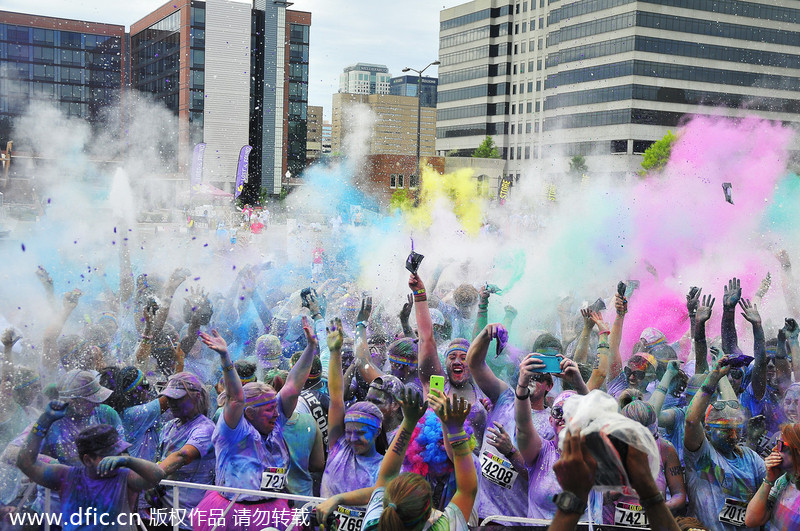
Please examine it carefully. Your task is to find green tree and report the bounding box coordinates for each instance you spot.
[569,155,588,175]
[390,189,413,212]
[472,136,501,159]
[640,130,677,175]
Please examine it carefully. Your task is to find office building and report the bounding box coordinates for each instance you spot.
[0,11,125,147]
[339,63,392,95]
[390,75,439,107]
[331,93,436,167]
[131,0,310,197]
[437,0,800,180]
[306,104,323,164]
[321,120,332,154]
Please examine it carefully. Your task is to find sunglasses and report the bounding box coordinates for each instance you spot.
[778,440,793,453]
[551,405,564,420]
[624,367,646,380]
[531,373,551,383]
[710,400,741,411]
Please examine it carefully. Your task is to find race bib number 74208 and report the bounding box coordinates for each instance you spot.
[480,450,518,490]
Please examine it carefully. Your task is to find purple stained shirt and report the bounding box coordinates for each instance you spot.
[212,394,290,501]
[769,474,800,531]
[526,439,602,522]
[158,413,216,510]
[60,466,135,531]
[320,437,383,498]
[475,387,528,522]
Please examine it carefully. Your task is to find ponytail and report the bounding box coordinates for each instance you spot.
[378,473,432,531]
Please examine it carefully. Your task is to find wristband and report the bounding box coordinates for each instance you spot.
[356,321,367,329]
[638,492,665,509]
[222,364,235,373]
[451,440,473,456]
[412,288,426,296]
[515,387,531,400]
[597,343,610,349]
[763,478,776,487]
[656,385,669,394]
[598,330,610,336]
[141,334,153,340]
[447,430,469,444]
[31,422,49,438]
[478,303,488,310]
[413,296,427,302]
[503,446,518,458]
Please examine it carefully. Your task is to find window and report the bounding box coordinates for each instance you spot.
[527,102,533,112]
[511,104,516,114]
[633,140,653,154]
[390,174,396,188]
[611,140,627,153]
[525,146,531,159]
[398,175,404,188]
[526,122,532,133]
[511,124,515,134]
[513,64,518,75]
[521,63,525,74]
[522,22,527,33]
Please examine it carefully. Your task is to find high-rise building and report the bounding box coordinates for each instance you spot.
[331,93,436,164]
[389,75,439,108]
[339,63,392,95]
[131,0,310,197]
[0,11,125,147]
[306,104,323,164]
[437,0,800,180]
[321,120,332,154]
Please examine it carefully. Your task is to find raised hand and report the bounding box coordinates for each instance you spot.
[776,249,792,271]
[553,429,596,501]
[302,316,317,350]
[326,318,344,352]
[686,286,701,314]
[63,289,82,311]
[356,296,372,324]
[504,305,518,320]
[408,273,425,292]
[518,353,547,387]
[41,400,68,425]
[429,388,470,432]
[1,328,21,350]
[589,310,609,333]
[739,298,761,325]
[665,360,682,379]
[764,450,784,483]
[36,266,54,290]
[723,277,742,310]
[784,318,799,341]
[580,308,596,330]
[199,329,228,355]
[486,422,515,456]
[756,272,772,299]
[696,294,715,323]
[399,294,413,323]
[557,295,574,315]
[614,292,628,316]
[400,387,428,427]
[168,267,191,288]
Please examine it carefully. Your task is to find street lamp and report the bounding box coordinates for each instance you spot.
[402,60,439,188]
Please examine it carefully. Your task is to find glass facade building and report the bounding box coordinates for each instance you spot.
[287,17,310,178]
[389,75,439,108]
[0,11,124,147]
[438,0,800,178]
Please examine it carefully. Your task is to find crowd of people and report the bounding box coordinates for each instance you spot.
[1,245,799,531]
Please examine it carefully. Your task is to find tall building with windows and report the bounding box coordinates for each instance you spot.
[131,0,310,197]
[0,11,125,147]
[339,63,392,95]
[438,0,800,180]
[390,75,439,107]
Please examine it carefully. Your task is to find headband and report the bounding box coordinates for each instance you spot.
[646,336,666,347]
[246,394,277,409]
[345,411,382,429]
[446,344,468,356]
[123,370,145,392]
[240,374,257,384]
[388,353,417,367]
[706,421,745,429]
[307,372,322,383]
[14,375,40,390]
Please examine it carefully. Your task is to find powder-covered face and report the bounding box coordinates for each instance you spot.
[705,407,745,453]
[167,394,199,420]
[390,361,415,382]
[365,386,395,419]
[245,392,280,435]
[783,388,800,423]
[445,350,470,386]
[69,398,98,417]
[345,422,378,455]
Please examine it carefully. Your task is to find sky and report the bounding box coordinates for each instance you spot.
[5,0,467,120]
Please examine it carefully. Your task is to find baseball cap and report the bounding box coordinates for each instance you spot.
[370,375,405,402]
[158,372,204,399]
[59,369,112,403]
[76,424,131,457]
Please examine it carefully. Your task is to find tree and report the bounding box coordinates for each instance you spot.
[569,155,588,175]
[639,130,677,175]
[389,189,413,212]
[472,136,501,159]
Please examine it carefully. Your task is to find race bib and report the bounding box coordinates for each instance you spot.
[755,433,775,458]
[614,502,649,528]
[480,450,518,490]
[260,467,288,492]
[718,498,747,527]
[335,506,365,531]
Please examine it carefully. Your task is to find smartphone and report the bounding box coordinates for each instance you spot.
[300,287,314,308]
[530,353,563,373]
[430,375,445,394]
[588,298,606,314]
[786,318,798,332]
[406,251,424,274]
[617,282,626,298]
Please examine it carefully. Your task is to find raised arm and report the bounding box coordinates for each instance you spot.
[199,330,241,429]
[515,354,544,465]
[179,288,212,355]
[607,293,627,381]
[685,357,729,452]
[472,286,491,341]
[428,389,478,523]
[466,323,509,404]
[411,274,441,391]
[376,388,428,488]
[693,293,714,374]
[118,221,134,305]
[16,401,70,490]
[649,361,681,418]
[686,287,701,340]
[721,277,742,355]
[776,250,800,317]
[326,319,345,449]
[279,316,316,418]
[745,448,783,528]
[42,290,82,370]
[740,298,766,399]
[399,294,415,338]
[573,308,595,365]
[784,318,800,382]
[587,311,610,391]
[153,268,190,333]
